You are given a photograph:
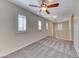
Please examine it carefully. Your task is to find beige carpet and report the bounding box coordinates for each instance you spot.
[3,37,79,58]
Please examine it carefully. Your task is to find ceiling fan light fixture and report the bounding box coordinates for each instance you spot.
[29,0,59,14]
[41,7,47,11]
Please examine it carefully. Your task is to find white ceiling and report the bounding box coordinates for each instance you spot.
[8,0,75,22]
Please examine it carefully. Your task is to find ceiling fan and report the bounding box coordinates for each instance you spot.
[29,0,59,14]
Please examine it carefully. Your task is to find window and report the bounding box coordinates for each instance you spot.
[38,20,42,30]
[18,14,26,32]
[46,23,48,30]
[57,24,62,30]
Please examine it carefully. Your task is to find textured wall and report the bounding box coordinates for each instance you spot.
[0,0,53,57]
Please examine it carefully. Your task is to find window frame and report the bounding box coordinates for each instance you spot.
[17,14,27,32]
[57,24,63,31]
[38,20,42,31]
[46,22,49,30]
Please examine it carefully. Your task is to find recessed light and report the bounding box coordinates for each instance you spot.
[53,16,57,18]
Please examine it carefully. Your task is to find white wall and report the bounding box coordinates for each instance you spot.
[0,0,53,57]
[74,0,79,56]
[74,17,79,56]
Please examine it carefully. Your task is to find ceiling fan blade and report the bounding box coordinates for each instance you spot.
[47,3,59,8]
[46,10,50,14]
[29,4,40,8]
